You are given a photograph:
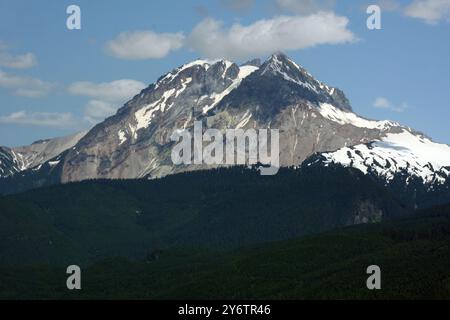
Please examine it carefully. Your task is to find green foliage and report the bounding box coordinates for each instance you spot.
[2,166,447,299]
[0,166,405,266]
[1,204,450,299]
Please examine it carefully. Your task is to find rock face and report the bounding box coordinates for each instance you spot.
[353,200,383,225]
[3,53,450,190]
[0,132,86,178]
[0,147,20,178]
[58,53,409,183]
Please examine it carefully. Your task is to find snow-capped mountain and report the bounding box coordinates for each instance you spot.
[311,128,450,186]
[56,52,403,183]
[2,53,450,194]
[0,132,86,178]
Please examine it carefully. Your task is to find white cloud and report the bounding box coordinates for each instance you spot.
[0,111,77,128]
[373,97,391,108]
[106,30,185,60]
[0,77,145,127]
[68,79,146,124]
[275,0,335,14]
[68,79,146,102]
[83,100,117,124]
[373,97,407,112]
[0,70,54,97]
[0,42,37,69]
[0,52,37,69]
[404,0,450,24]
[187,13,356,60]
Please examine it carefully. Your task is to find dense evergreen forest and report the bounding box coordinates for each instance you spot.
[0,166,449,299]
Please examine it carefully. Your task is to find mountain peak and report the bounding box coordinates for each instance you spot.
[269,51,289,60]
[250,53,351,111]
[241,58,261,68]
[261,52,311,78]
[266,52,304,69]
[264,52,295,68]
[3,51,448,196]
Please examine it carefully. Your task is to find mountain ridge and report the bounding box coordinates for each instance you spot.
[0,132,86,179]
[1,53,450,198]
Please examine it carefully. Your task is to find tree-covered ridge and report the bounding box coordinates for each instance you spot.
[1,204,450,299]
[0,166,405,267]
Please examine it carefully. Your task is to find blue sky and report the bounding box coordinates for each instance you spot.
[0,0,450,147]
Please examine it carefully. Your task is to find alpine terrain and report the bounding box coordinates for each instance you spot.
[1,53,450,300]
[0,132,86,179]
[1,53,450,197]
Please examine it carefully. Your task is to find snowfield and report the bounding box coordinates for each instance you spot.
[321,129,450,184]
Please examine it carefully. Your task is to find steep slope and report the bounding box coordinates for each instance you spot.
[3,53,450,198]
[11,131,87,171]
[0,132,86,179]
[308,129,450,187]
[60,59,261,181]
[57,53,409,182]
[0,146,21,178]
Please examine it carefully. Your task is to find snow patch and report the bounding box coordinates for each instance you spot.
[238,65,258,79]
[175,77,192,98]
[48,160,60,167]
[118,130,127,145]
[157,60,213,86]
[133,88,176,137]
[202,65,259,114]
[322,129,450,185]
[262,55,319,93]
[236,110,252,129]
[318,103,398,130]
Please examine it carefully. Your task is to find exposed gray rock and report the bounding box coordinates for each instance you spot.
[0,146,20,178]
[58,53,405,183]
[353,200,383,225]
[5,53,447,191]
[0,132,86,178]
[12,131,87,170]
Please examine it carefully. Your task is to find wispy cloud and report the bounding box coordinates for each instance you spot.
[0,52,37,69]
[404,0,450,24]
[371,0,450,24]
[0,77,145,128]
[0,69,55,97]
[0,42,37,69]
[106,31,185,60]
[373,97,408,112]
[187,13,356,60]
[83,100,117,125]
[68,79,146,102]
[68,79,146,124]
[0,111,77,128]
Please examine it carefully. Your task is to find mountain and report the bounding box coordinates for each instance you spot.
[308,126,450,186]
[1,53,450,200]
[11,131,87,171]
[1,51,450,298]
[0,132,86,179]
[58,52,395,182]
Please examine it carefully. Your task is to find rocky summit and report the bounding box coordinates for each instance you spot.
[2,53,450,190]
